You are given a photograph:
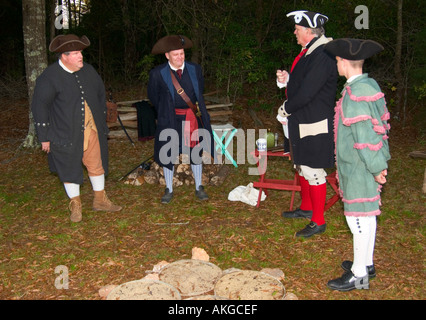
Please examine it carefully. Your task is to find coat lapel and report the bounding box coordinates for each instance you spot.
[160,65,175,102]
[186,63,199,101]
[159,63,199,103]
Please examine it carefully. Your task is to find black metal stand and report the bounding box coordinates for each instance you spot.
[108,87,135,147]
[117,113,135,147]
[118,155,154,181]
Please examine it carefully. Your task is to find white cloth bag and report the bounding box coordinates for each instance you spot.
[228,183,266,206]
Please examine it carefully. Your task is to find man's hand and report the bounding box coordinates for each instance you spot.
[374,169,387,184]
[41,141,50,153]
[276,69,289,85]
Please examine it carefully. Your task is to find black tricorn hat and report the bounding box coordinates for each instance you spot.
[324,38,384,60]
[49,34,90,53]
[286,10,328,28]
[151,35,193,55]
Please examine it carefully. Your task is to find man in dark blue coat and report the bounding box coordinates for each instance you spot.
[148,35,214,204]
[31,34,122,223]
[276,11,338,238]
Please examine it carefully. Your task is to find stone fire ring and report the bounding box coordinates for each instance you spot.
[159,259,222,297]
[107,279,181,300]
[214,270,286,300]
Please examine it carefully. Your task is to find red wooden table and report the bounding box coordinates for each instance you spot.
[251,149,340,211]
[251,149,301,210]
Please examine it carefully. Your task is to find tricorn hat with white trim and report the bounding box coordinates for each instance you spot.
[286,10,328,28]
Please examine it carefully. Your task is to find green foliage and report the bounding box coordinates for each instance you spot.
[414,82,426,100]
[411,27,426,93]
[212,22,263,99]
[9,0,426,128]
[136,54,156,86]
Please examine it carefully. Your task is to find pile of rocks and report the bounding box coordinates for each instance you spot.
[98,247,298,300]
[125,154,231,187]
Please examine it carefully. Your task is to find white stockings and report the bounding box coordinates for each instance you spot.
[64,174,105,198]
[345,215,377,277]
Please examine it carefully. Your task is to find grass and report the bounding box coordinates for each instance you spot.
[0,100,424,300]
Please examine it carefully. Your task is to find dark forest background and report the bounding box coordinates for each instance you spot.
[1,0,425,141]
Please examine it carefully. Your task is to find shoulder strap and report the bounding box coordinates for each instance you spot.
[169,69,204,126]
[169,70,197,111]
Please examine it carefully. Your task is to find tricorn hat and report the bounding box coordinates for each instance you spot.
[286,10,328,28]
[49,34,90,53]
[324,38,384,60]
[151,35,193,55]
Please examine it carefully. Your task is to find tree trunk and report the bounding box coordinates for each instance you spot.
[22,0,48,148]
[189,0,201,65]
[49,0,58,44]
[394,0,403,120]
[121,0,138,81]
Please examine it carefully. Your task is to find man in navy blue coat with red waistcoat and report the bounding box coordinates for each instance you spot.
[148,35,214,204]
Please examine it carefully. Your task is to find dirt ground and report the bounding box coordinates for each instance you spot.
[0,94,424,301]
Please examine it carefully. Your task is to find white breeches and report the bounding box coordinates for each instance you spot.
[297,165,327,185]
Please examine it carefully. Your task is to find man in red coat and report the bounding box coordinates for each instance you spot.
[276,11,338,238]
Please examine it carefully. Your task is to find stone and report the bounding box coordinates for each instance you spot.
[191,247,209,261]
[152,260,169,273]
[260,268,285,281]
[99,285,117,299]
[283,292,299,300]
[143,273,160,281]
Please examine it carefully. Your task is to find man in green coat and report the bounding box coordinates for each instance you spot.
[324,38,391,291]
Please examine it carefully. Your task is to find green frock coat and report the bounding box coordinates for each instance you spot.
[334,74,391,217]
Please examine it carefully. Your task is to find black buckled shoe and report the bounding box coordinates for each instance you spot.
[327,270,369,292]
[281,208,313,219]
[341,260,376,279]
[296,221,326,238]
[161,188,173,204]
[195,186,208,201]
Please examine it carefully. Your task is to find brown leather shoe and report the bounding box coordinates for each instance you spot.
[93,190,122,212]
[69,196,82,222]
